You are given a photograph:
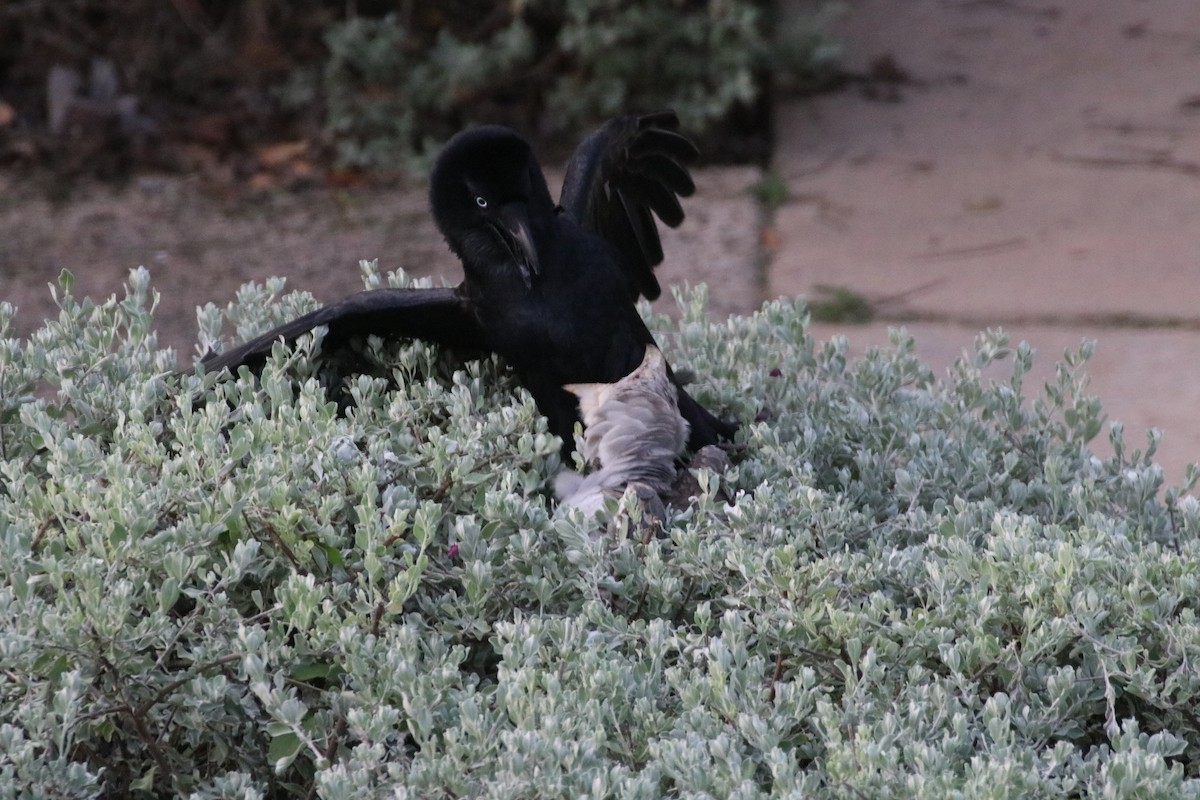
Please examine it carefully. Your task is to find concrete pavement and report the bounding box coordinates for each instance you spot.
[767,0,1200,486]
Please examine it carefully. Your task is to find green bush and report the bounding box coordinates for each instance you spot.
[3,266,1200,798]
[1,1,840,175]
[309,0,841,170]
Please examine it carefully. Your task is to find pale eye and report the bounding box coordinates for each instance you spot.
[474,196,488,208]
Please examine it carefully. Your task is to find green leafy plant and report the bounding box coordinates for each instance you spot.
[315,11,538,172]
[309,0,842,170]
[0,1,843,178]
[807,283,873,323]
[2,267,1199,797]
[749,170,793,212]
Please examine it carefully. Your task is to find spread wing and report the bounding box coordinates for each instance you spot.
[192,287,484,374]
[558,110,698,301]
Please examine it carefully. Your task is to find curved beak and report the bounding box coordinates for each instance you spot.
[493,203,540,288]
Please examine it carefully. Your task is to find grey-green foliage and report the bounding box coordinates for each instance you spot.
[3,266,1200,798]
[542,0,760,136]
[317,12,536,171]
[309,1,841,171]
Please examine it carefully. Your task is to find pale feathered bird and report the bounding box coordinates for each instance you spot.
[554,345,689,516]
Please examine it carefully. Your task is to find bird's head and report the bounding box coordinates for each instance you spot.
[429,125,555,289]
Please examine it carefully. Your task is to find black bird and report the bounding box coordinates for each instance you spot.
[197,111,736,452]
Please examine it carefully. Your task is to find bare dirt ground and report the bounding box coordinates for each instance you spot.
[0,165,762,362]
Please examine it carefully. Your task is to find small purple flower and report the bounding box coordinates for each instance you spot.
[447,543,460,560]
[769,368,783,378]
